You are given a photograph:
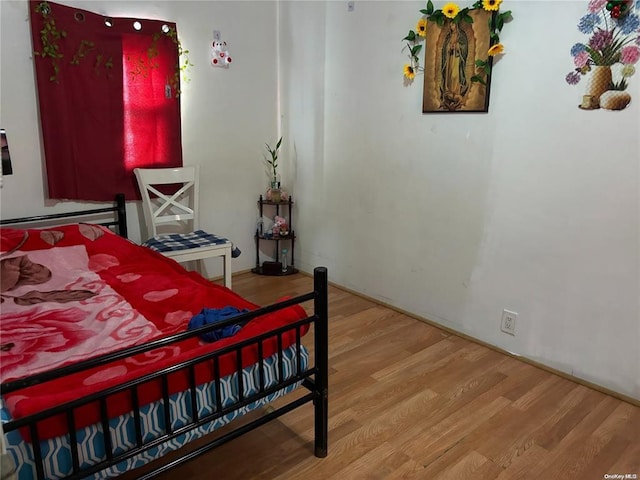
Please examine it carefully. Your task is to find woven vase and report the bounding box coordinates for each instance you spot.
[584,66,612,107]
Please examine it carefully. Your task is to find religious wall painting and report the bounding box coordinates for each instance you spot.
[423,9,493,112]
[402,1,512,114]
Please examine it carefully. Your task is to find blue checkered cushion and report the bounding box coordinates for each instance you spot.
[143,230,231,253]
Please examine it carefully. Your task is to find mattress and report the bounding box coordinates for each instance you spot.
[0,224,308,437]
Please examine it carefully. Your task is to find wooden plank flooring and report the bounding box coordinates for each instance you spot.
[126,272,640,480]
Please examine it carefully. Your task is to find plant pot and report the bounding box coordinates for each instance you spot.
[599,90,632,110]
[583,65,612,107]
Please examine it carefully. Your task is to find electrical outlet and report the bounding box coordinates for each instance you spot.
[347,1,355,12]
[501,309,517,336]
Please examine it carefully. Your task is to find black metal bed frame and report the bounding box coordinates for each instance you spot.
[0,193,128,239]
[0,196,328,479]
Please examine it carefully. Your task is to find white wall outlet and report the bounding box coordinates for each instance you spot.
[347,1,355,12]
[501,309,517,336]
[213,30,221,41]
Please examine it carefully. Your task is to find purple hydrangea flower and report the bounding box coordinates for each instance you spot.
[570,43,587,56]
[589,28,613,50]
[616,13,640,35]
[566,72,581,85]
[578,13,601,34]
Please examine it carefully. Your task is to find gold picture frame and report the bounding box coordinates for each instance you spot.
[422,9,495,113]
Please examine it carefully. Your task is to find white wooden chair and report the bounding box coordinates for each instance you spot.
[134,165,234,288]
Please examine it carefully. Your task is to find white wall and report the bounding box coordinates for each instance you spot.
[2,0,639,400]
[0,0,279,277]
[281,0,640,400]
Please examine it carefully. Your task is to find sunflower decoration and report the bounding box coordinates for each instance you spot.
[404,64,416,80]
[488,43,504,56]
[442,2,461,18]
[416,18,428,37]
[482,0,502,11]
[401,0,512,84]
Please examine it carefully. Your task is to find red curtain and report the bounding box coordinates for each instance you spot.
[29,1,183,201]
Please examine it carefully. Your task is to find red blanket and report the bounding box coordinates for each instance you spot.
[0,225,307,439]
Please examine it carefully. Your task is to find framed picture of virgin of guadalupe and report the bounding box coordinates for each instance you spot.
[423,9,494,112]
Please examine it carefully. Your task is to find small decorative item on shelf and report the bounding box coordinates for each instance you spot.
[270,187,281,203]
[273,215,288,236]
[262,261,282,275]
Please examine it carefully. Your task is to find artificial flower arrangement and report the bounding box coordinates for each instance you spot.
[565,0,640,110]
[402,0,512,84]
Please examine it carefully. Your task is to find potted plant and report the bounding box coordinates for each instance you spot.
[265,136,282,201]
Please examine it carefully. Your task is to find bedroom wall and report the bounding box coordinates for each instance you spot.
[0,0,279,278]
[280,1,640,400]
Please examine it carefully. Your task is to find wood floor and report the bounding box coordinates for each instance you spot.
[129,272,640,480]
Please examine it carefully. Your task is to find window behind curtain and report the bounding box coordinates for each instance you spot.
[29,1,183,201]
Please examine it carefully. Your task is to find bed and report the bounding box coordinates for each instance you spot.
[0,194,329,480]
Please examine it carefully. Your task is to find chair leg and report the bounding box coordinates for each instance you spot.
[224,249,232,289]
[200,260,207,278]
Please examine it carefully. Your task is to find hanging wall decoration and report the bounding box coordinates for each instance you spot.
[565,0,640,111]
[403,0,512,113]
[32,1,192,94]
[211,40,232,68]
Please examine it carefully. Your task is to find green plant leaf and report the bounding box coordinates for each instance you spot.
[500,10,512,21]
[403,30,417,42]
[497,16,504,31]
[471,75,486,85]
[427,0,434,14]
[411,44,423,56]
[475,59,486,67]
[436,14,445,26]
[420,9,429,14]
[463,14,473,24]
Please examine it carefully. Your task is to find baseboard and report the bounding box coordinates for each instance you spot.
[207,267,253,283]
[296,270,639,407]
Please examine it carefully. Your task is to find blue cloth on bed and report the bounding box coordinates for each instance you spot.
[188,306,249,342]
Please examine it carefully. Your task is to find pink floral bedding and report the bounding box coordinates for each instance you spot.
[0,224,307,439]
